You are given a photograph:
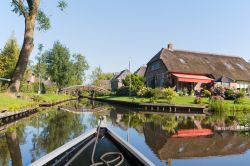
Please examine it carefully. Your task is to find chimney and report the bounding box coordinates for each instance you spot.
[167,43,173,51]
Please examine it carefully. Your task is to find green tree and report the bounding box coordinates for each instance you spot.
[0,35,19,78]
[69,53,89,85]
[90,67,114,86]
[123,74,145,93]
[44,41,72,88]
[33,44,46,78]
[7,0,68,94]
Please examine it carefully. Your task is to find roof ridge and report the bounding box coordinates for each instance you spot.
[171,49,242,59]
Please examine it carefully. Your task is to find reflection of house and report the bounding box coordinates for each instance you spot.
[145,43,250,91]
[134,66,147,77]
[111,69,131,91]
[143,122,250,160]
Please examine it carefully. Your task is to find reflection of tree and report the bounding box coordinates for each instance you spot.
[0,117,28,166]
[146,114,178,133]
[32,111,85,157]
[0,136,10,166]
[5,130,23,166]
[123,113,146,128]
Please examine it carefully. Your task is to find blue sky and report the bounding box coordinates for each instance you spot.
[1,0,250,82]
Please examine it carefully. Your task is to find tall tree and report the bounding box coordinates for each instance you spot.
[90,67,114,86]
[123,74,145,92]
[69,53,89,85]
[0,34,19,78]
[7,0,68,94]
[44,41,72,88]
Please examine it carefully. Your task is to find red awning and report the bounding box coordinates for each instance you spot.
[172,73,213,83]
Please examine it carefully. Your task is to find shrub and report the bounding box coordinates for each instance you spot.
[203,90,211,98]
[224,89,236,100]
[183,88,188,96]
[162,87,178,104]
[211,86,225,98]
[194,97,202,104]
[137,87,152,97]
[122,74,145,93]
[116,86,130,96]
[149,97,157,103]
[209,98,229,113]
[234,97,244,104]
[45,85,58,94]
[236,91,245,99]
[31,95,43,102]
[81,90,90,97]
[152,88,164,99]
[210,96,224,102]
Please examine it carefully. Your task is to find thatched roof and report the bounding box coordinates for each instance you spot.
[147,48,250,81]
[134,66,147,77]
[112,69,131,81]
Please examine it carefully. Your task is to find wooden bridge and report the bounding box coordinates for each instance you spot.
[61,85,108,93]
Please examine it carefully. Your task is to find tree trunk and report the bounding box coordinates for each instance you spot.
[7,17,36,94]
[6,130,23,166]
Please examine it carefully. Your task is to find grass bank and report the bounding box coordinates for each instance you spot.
[97,96,250,110]
[0,93,72,112]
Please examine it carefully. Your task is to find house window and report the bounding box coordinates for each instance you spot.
[151,62,160,71]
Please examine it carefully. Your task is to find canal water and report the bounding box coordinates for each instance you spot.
[0,98,249,166]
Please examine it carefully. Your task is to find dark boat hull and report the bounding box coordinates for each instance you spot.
[30,127,154,166]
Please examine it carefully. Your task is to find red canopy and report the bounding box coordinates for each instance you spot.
[172,73,213,83]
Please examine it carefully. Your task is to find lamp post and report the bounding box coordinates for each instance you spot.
[129,57,131,97]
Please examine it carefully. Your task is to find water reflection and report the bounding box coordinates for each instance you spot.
[0,99,249,166]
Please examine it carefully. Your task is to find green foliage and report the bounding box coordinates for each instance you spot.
[20,83,39,93]
[138,87,177,104]
[234,97,245,104]
[43,41,72,88]
[137,87,153,98]
[45,85,58,94]
[90,67,114,86]
[211,86,225,98]
[57,0,68,11]
[202,90,212,98]
[194,97,202,104]
[69,53,89,85]
[0,34,19,78]
[209,97,229,113]
[162,87,178,104]
[122,74,145,93]
[37,10,51,31]
[116,86,130,96]
[224,89,235,100]
[31,95,43,102]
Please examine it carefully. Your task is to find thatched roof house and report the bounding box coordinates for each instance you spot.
[111,69,131,91]
[145,43,250,91]
[134,66,147,77]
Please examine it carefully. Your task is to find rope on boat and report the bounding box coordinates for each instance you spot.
[90,117,124,166]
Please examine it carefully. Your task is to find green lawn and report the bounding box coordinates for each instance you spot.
[0,93,34,111]
[0,93,72,112]
[98,95,250,109]
[25,93,72,103]
[98,96,209,106]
